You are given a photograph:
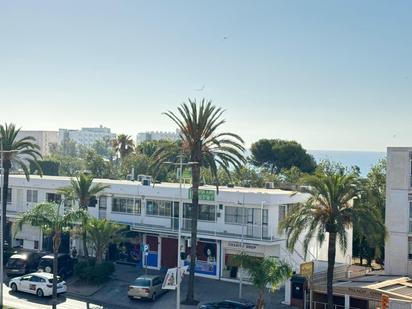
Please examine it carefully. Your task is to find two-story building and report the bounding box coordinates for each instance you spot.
[6,174,352,283]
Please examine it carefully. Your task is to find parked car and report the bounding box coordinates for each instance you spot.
[9,272,67,297]
[6,251,42,277]
[128,275,167,301]
[198,299,256,309]
[38,253,74,278]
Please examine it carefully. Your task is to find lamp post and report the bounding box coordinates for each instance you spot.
[163,156,197,309]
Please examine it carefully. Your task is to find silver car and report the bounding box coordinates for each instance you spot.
[128,275,166,301]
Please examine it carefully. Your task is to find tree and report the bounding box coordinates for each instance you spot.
[58,173,110,258]
[152,99,245,304]
[92,136,114,159]
[278,167,360,309]
[234,253,292,309]
[250,139,316,174]
[112,134,134,160]
[0,123,43,244]
[86,218,125,264]
[84,149,114,179]
[16,202,86,309]
[31,160,60,176]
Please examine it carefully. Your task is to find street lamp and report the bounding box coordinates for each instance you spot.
[163,156,198,309]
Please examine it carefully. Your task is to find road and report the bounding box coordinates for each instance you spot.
[3,284,106,309]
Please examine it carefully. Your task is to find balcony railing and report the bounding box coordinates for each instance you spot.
[121,217,281,242]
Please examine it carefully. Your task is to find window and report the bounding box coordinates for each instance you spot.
[46,193,61,204]
[89,196,97,207]
[279,205,286,222]
[225,206,245,224]
[112,197,141,215]
[263,209,268,226]
[146,200,176,217]
[409,237,412,260]
[99,196,107,210]
[7,188,12,204]
[183,203,216,221]
[409,202,412,234]
[27,190,38,203]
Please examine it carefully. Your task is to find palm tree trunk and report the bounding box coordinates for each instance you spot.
[52,231,62,309]
[2,165,10,247]
[327,231,337,309]
[257,288,265,309]
[185,164,200,305]
[82,230,89,259]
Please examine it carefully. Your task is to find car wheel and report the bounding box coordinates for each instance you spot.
[36,289,44,297]
[151,293,156,301]
[10,283,17,292]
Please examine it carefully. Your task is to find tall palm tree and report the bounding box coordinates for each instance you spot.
[16,202,86,309]
[152,99,245,304]
[278,169,360,309]
[112,134,134,160]
[86,218,125,264]
[0,123,42,244]
[58,173,110,258]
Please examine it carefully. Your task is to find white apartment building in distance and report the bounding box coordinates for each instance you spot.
[385,147,412,275]
[136,130,180,144]
[59,125,116,147]
[16,130,59,157]
[6,175,351,282]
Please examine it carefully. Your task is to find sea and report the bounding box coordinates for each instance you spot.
[308,150,386,176]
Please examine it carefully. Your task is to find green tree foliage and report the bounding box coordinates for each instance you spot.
[152,99,245,304]
[112,134,134,160]
[251,139,316,174]
[234,253,292,309]
[16,203,86,309]
[31,160,60,176]
[92,136,114,159]
[279,167,361,309]
[84,149,115,179]
[0,123,42,244]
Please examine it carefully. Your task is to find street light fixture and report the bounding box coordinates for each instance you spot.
[163,156,198,309]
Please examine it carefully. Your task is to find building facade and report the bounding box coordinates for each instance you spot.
[59,126,116,147]
[7,175,352,281]
[136,130,180,144]
[385,147,412,275]
[16,130,59,157]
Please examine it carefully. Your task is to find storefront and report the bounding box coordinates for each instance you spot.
[183,238,219,279]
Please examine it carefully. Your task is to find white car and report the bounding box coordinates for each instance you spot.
[9,272,67,297]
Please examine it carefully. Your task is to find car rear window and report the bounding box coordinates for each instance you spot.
[6,258,25,268]
[39,259,51,268]
[133,279,151,287]
[48,277,63,283]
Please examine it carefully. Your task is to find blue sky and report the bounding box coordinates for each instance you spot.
[1,1,411,151]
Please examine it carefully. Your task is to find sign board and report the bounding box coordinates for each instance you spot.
[300,261,314,277]
[188,189,215,201]
[162,266,189,290]
[143,244,149,252]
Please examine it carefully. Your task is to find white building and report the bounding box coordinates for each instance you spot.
[385,147,412,276]
[7,175,351,282]
[136,130,180,144]
[16,130,58,157]
[59,126,115,147]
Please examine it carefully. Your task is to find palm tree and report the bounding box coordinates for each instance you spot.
[86,218,125,264]
[58,173,110,258]
[235,253,292,309]
[152,99,245,304]
[16,202,86,309]
[0,123,42,244]
[112,134,134,160]
[278,169,360,309]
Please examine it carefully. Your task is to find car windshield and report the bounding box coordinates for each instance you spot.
[7,258,26,268]
[39,259,52,268]
[133,279,151,287]
[48,277,63,283]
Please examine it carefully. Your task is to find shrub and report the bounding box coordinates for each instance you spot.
[74,260,115,284]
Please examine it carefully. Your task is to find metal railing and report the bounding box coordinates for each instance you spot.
[312,301,360,309]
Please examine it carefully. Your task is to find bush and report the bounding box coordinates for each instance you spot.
[74,259,115,284]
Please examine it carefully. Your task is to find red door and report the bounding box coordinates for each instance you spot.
[161,238,178,269]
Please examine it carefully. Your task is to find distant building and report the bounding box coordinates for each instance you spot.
[16,130,58,157]
[136,130,180,144]
[385,147,412,276]
[59,126,116,147]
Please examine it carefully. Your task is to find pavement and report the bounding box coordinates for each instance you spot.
[3,263,291,309]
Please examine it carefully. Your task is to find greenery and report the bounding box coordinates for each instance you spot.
[58,173,110,258]
[30,160,60,176]
[0,123,43,245]
[112,134,134,160]
[234,253,292,309]
[279,166,361,309]
[151,99,246,305]
[251,139,316,174]
[16,202,86,309]
[86,218,125,264]
[74,259,115,284]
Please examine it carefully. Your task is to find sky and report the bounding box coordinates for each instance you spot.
[1,1,412,152]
